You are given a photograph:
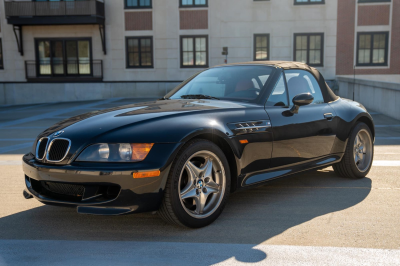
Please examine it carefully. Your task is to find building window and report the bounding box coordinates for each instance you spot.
[254,34,270,61]
[0,39,3,69]
[126,37,153,68]
[357,32,389,66]
[294,33,324,67]
[180,0,208,8]
[35,38,92,76]
[181,36,208,68]
[125,0,152,9]
[294,0,325,4]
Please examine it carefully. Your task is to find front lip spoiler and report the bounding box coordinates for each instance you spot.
[77,206,135,215]
[23,187,136,215]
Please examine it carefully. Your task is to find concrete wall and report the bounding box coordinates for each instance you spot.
[337,76,400,121]
[0,82,180,105]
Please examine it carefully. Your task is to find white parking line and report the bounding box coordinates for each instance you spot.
[373,160,400,167]
[0,240,398,266]
[0,160,22,166]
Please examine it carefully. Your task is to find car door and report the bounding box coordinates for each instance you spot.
[265,69,337,168]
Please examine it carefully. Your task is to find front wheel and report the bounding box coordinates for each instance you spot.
[159,139,231,228]
[333,122,374,179]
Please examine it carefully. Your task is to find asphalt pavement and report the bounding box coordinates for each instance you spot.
[0,98,399,265]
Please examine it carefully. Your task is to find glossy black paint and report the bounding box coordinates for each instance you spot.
[22,62,375,215]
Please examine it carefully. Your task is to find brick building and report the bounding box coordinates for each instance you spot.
[0,0,398,106]
[337,0,399,78]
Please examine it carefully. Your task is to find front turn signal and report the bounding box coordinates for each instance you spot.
[133,170,160,179]
[131,143,154,161]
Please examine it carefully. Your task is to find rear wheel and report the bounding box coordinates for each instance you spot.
[333,122,374,179]
[159,139,230,228]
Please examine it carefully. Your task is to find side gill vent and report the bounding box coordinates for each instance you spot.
[228,120,271,135]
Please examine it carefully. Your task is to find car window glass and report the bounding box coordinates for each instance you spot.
[170,66,274,102]
[252,78,260,89]
[284,70,324,105]
[186,77,226,97]
[259,75,269,86]
[266,74,289,107]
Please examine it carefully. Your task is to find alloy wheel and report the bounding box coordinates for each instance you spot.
[353,129,373,172]
[178,150,226,219]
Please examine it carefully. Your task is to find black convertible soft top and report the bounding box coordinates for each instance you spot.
[213,61,339,103]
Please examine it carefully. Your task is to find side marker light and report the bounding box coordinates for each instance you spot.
[133,170,161,179]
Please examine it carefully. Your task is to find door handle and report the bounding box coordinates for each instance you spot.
[324,113,334,121]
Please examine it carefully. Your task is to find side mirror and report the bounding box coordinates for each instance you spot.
[290,93,314,114]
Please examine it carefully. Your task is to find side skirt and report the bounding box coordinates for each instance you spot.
[240,154,342,188]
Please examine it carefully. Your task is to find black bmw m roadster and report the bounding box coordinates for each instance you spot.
[23,61,374,228]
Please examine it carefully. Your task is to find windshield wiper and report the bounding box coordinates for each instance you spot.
[180,94,220,100]
[159,96,170,100]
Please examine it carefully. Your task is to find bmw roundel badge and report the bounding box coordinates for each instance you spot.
[53,130,64,137]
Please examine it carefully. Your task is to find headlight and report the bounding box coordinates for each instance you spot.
[76,143,154,162]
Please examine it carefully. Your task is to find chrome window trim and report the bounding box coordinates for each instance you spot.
[46,138,72,163]
[35,137,49,161]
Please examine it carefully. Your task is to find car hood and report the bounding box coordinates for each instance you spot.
[39,99,260,140]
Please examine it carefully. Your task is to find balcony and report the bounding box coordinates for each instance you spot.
[25,60,103,82]
[5,0,105,26]
[5,1,106,55]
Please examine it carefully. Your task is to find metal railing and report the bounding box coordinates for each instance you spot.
[25,60,103,80]
[5,0,105,17]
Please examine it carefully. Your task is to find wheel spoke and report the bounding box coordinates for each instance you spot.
[194,192,208,214]
[181,187,198,200]
[201,157,213,179]
[181,162,199,195]
[205,179,220,194]
[355,154,361,164]
[186,161,202,179]
[354,134,359,148]
[354,134,361,149]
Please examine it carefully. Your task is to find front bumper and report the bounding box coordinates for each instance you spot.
[22,153,172,215]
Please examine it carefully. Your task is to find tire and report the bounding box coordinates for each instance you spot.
[333,122,374,179]
[159,139,231,228]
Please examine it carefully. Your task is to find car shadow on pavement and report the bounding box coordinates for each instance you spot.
[0,169,371,264]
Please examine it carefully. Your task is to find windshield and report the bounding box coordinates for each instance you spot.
[169,66,275,102]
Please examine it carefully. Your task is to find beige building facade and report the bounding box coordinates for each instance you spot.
[0,0,397,106]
